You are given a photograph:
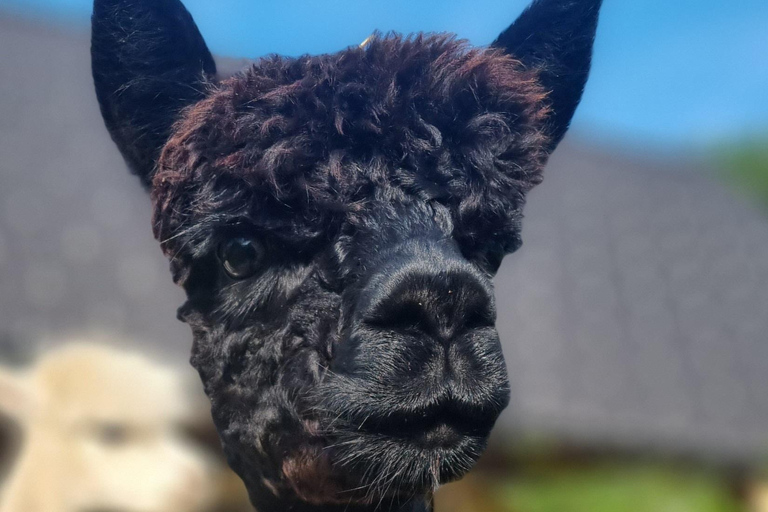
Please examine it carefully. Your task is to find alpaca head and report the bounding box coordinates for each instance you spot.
[92,0,601,509]
[0,343,214,512]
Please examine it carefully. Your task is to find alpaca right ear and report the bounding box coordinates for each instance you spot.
[0,367,34,425]
[92,0,217,189]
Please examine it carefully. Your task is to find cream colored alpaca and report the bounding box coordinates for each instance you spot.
[0,342,215,512]
[752,481,768,512]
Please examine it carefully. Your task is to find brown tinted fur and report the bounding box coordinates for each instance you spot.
[152,34,550,276]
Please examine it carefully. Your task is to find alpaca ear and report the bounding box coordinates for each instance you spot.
[493,0,602,152]
[0,367,34,425]
[92,0,217,189]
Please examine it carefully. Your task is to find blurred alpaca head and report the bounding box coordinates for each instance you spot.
[0,341,215,512]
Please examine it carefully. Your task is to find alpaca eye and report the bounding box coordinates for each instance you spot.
[218,236,264,279]
[95,422,129,446]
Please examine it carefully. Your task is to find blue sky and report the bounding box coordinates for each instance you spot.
[3,0,768,149]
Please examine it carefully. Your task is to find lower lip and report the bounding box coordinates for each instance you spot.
[419,422,463,448]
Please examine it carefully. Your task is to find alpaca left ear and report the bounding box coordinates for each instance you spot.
[493,0,602,152]
[92,0,217,189]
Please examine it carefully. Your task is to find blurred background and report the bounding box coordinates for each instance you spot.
[0,0,766,511]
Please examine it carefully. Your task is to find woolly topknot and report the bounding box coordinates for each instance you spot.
[152,33,551,264]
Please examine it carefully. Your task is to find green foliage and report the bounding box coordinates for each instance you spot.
[491,463,744,512]
[718,139,768,212]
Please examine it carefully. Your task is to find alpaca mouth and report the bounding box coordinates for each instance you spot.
[355,402,495,449]
[321,420,488,498]
[317,398,497,495]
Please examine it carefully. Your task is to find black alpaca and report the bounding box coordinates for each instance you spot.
[91,1,601,511]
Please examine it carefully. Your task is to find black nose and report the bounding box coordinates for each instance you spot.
[359,260,496,341]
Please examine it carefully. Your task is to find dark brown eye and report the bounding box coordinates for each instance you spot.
[218,236,264,279]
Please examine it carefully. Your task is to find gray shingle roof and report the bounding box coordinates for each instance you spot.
[0,16,189,359]
[494,145,768,463]
[1,15,766,464]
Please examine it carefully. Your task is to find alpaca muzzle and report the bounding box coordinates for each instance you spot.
[317,239,510,490]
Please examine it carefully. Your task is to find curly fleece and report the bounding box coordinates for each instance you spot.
[152,34,550,268]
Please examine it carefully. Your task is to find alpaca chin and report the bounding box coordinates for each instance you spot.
[279,425,488,505]
[329,427,490,497]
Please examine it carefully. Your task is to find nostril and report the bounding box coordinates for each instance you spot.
[456,282,496,331]
[363,298,436,335]
[463,306,495,332]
